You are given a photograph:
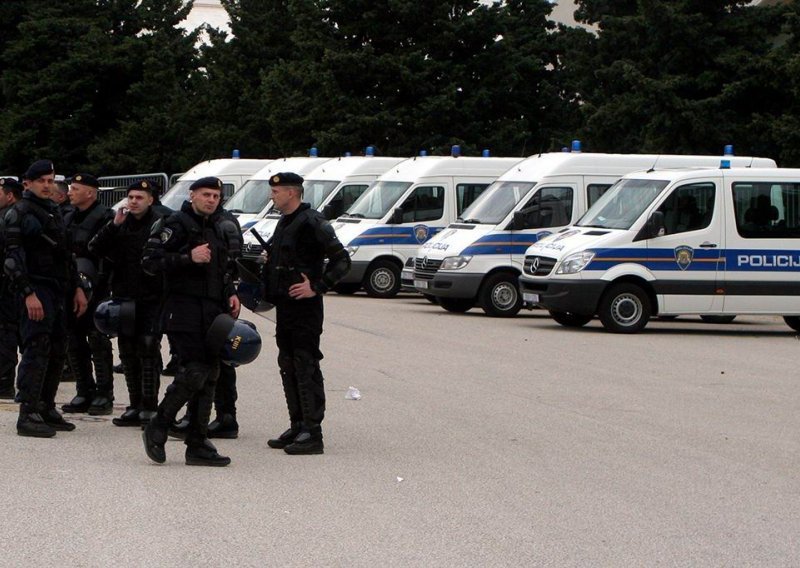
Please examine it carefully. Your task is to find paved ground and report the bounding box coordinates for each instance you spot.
[1,295,799,567]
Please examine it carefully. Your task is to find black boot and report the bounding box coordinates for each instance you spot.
[208,413,239,439]
[284,431,324,455]
[88,393,114,416]
[162,356,179,377]
[61,394,93,413]
[169,413,191,439]
[185,439,231,467]
[267,422,301,449]
[40,406,76,432]
[113,407,141,427]
[113,363,124,374]
[17,411,56,438]
[142,420,168,463]
[139,409,157,428]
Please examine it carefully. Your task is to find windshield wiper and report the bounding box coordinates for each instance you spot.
[226,208,244,214]
[578,223,609,228]
[349,213,365,218]
[459,218,481,224]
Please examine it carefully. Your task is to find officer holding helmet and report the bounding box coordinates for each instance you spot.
[262,172,351,455]
[89,180,165,427]
[3,160,88,437]
[61,173,115,415]
[0,178,24,400]
[141,176,242,466]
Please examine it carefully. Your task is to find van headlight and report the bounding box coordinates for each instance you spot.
[345,246,359,256]
[440,255,472,270]
[556,251,595,274]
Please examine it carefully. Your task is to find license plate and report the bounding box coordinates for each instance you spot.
[414,280,429,290]
[523,293,539,304]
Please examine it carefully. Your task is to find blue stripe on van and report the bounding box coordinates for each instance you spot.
[585,248,800,272]
[461,232,551,256]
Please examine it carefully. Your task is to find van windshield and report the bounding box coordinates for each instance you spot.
[578,178,669,230]
[458,181,536,224]
[345,181,411,219]
[223,179,270,214]
[304,180,340,209]
[160,180,193,210]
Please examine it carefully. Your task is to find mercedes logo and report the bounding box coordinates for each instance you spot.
[531,257,540,271]
[423,256,428,268]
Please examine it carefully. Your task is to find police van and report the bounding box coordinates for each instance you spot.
[332,153,523,297]
[222,156,331,228]
[159,158,272,210]
[517,164,800,333]
[408,150,777,317]
[240,154,405,261]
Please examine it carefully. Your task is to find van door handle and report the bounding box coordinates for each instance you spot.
[699,242,718,248]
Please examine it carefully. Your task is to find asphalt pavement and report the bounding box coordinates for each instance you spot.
[1,295,799,567]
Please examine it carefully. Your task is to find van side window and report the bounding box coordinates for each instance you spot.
[326,184,368,220]
[222,183,235,200]
[657,183,715,235]
[587,184,612,208]
[733,182,800,238]
[516,186,573,229]
[400,185,445,223]
[456,183,489,215]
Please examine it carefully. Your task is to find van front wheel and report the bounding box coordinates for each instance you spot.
[439,297,475,313]
[363,260,401,298]
[598,283,651,333]
[479,273,522,317]
[550,311,592,328]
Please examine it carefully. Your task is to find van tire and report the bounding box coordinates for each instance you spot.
[700,315,736,324]
[363,260,401,298]
[479,273,522,317]
[550,311,592,328]
[598,283,651,333]
[783,316,800,332]
[439,297,475,313]
[334,283,361,295]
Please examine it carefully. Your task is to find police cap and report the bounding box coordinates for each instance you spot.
[69,173,100,189]
[24,160,54,181]
[0,177,24,194]
[269,172,304,187]
[127,180,157,196]
[189,176,223,192]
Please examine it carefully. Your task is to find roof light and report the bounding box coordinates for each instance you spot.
[309,147,318,157]
[723,144,734,156]
[482,149,490,157]
[365,145,375,156]
[451,145,461,157]
[231,149,240,159]
[344,152,352,157]
[420,150,428,157]
[720,159,731,169]
[571,140,582,153]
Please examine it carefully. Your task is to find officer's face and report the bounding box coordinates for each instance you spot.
[271,185,300,213]
[190,187,221,216]
[0,190,11,208]
[126,190,153,217]
[68,182,97,208]
[24,174,55,199]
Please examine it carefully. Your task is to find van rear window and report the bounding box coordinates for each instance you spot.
[733,182,800,239]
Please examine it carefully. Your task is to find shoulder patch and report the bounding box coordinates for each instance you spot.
[160,227,174,243]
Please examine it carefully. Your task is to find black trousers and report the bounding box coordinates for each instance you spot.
[0,294,19,390]
[66,296,113,398]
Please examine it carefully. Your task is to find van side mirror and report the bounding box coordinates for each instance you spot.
[322,204,335,220]
[388,207,404,225]
[512,211,526,231]
[635,210,665,241]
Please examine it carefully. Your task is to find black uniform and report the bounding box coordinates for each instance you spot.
[141,199,239,463]
[263,202,351,453]
[88,207,164,425]
[0,204,20,399]
[62,200,115,414]
[3,190,81,435]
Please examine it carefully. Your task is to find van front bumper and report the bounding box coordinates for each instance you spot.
[339,261,369,284]
[519,278,606,315]
[412,272,485,299]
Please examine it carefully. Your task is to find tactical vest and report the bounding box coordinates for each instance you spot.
[15,197,71,285]
[266,207,324,298]
[66,202,109,257]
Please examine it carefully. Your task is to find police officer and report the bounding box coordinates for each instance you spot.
[51,178,73,218]
[0,178,23,400]
[141,176,241,466]
[61,173,115,415]
[263,172,351,455]
[88,181,165,427]
[3,160,88,437]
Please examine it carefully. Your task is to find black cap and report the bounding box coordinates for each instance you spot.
[269,172,304,187]
[189,176,223,191]
[127,180,157,195]
[69,173,100,189]
[24,160,54,181]
[0,177,23,194]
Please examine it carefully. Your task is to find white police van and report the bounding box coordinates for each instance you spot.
[408,149,776,317]
[240,153,405,261]
[223,156,331,228]
[159,158,272,210]
[518,164,800,333]
[332,152,523,297]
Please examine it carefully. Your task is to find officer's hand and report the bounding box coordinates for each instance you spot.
[257,250,269,264]
[113,207,128,226]
[191,243,211,264]
[74,287,88,318]
[288,273,317,299]
[229,294,241,318]
[25,293,44,322]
